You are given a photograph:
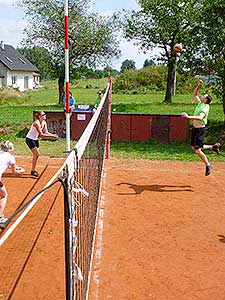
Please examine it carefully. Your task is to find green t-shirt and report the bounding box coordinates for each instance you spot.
[95,96,100,106]
[193,102,209,125]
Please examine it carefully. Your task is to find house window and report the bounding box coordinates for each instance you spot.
[12,76,17,85]
[19,57,26,64]
[5,56,13,63]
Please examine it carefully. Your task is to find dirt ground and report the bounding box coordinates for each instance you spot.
[0,157,225,300]
[88,158,225,300]
[0,156,66,300]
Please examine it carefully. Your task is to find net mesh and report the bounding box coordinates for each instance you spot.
[62,82,111,300]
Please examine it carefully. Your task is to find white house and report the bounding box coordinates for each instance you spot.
[0,41,40,92]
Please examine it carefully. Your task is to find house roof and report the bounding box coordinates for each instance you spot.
[0,44,39,72]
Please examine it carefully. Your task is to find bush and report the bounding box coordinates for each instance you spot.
[113,65,167,93]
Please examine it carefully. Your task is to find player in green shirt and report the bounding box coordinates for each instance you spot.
[93,90,103,113]
[182,80,221,176]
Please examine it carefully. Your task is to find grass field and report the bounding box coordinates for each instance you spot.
[0,79,224,160]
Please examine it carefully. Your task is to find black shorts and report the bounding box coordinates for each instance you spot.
[26,137,39,149]
[0,181,3,188]
[191,127,205,149]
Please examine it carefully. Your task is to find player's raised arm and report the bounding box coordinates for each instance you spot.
[193,80,203,103]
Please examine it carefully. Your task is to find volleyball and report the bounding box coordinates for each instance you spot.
[173,43,183,53]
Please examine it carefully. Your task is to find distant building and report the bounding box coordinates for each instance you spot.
[0,41,40,91]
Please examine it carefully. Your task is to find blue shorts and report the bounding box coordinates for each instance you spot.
[26,137,39,149]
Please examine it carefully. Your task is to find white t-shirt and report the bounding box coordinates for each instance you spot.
[0,151,16,180]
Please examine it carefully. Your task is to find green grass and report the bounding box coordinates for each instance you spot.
[110,140,225,162]
[0,79,224,160]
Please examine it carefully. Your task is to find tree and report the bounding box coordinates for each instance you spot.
[120,59,136,73]
[143,59,155,68]
[17,0,120,103]
[17,46,56,80]
[123,0,203,103]
[192,0,225,126]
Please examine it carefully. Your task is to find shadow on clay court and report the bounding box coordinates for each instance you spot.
[218,235,225,243]
[3,173,37,179]
[117,182,194,195]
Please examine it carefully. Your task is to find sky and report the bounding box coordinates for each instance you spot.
[0,0,158,71]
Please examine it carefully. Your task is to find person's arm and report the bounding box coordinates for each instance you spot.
[193,80,203,103]
[181,112,205,121]
[34,121,58,139]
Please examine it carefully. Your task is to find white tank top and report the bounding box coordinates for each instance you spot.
[26,122,44,140]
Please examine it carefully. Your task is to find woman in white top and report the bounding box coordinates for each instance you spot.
[26,111,58,177]
[0,141,24,226]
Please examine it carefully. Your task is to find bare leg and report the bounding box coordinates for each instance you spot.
[0,186,8,216]
[203,144,213,151]
[31,147,40,171]
[192,147,210,165]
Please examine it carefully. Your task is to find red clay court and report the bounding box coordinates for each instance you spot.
[1,156,225,300]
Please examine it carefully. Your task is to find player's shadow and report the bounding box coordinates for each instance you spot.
[117,182,193,195]
[3,173,36,179]
[218,235,225,243]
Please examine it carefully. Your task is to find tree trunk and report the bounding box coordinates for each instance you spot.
[58,74,65,105]
[164,59,175,103]
[223,65,225,128]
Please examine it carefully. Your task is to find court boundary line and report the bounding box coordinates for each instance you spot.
[85,165,107,300]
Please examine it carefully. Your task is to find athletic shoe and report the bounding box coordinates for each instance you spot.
[205,164,212,176]
[31,170,39,177]
[212,143,221,154]
[0,215,8,229]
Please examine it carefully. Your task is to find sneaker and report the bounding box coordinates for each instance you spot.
[31,170,39,177]
[205,164,212,176]
[0,215,8,229]
[212,143,221,154]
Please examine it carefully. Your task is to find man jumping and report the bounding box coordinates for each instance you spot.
[182,80,221,176]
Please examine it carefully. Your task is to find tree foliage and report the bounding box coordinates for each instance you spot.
[123,0,203,102]
[17,0,120,103]
[17,46,56,80]
[120,59,136,73]
[143,59,155,68]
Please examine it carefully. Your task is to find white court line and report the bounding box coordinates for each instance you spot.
[86,167,107,300]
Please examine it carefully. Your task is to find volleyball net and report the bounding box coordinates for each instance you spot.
[62,80,111,300]
[0,80,112,300]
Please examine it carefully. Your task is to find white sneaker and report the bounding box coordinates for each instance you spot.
[0,215,8,229]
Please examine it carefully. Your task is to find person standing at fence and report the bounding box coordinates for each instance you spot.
[64,91,75,114]
[182,80,221,176]
[26,111,58,178]
[93,90,103,113]
[0,141,25,226]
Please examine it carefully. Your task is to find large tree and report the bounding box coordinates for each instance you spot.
[17,0,120,103]
[123,0,202,103]
[120,59,136,73]
[189,0,225,126]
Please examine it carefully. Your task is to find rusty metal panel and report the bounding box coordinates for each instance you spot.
[111,114,131,141]
[169,116,189,142]
[42,111,66,138]
[152,116,170,143]
[70,112,92,140]
[131,115,151,141]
